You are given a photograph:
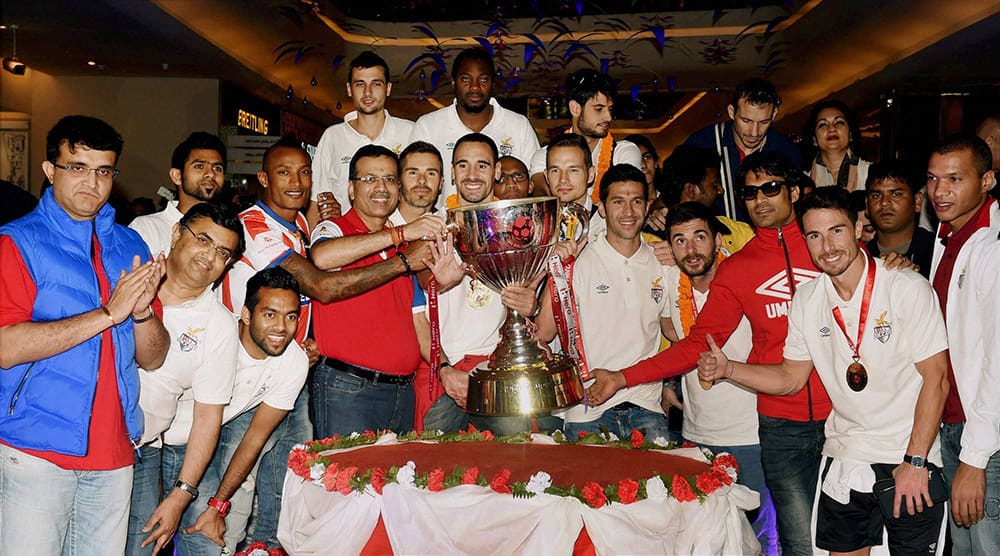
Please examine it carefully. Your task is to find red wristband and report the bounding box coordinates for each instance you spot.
[207,497,231,517]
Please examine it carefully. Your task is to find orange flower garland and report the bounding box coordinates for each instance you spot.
[589,133,615,204]
[677,252,727,336]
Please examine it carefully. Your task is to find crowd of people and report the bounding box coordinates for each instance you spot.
[0,46,997,556]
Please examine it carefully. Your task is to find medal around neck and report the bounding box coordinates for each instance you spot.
[846,360,868,392]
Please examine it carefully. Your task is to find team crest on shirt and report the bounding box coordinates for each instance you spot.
[873,311,892,344]
[178,327,204,352]
[650,277,664,304]
[498,137,514,156]
[467,279,493,309]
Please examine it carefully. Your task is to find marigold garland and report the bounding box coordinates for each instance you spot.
[677,251,727,336]
[589,133,615,204]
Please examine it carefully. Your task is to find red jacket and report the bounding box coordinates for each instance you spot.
[623,223,832,422]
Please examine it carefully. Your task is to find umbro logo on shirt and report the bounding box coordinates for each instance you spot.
[596,284,610,294]
[819,326,831,337]
[754,269,821,301]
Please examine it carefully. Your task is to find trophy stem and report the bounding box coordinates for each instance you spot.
[490,308,548,369]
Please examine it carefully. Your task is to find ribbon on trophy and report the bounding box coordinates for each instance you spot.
[548,255,591,381]
[428,276,442,397]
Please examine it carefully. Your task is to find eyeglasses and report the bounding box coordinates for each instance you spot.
[352,175,398,187]
[52,162,119,180]
[737,180,786,201]
[498,171,528,184]
[182,224,234,262]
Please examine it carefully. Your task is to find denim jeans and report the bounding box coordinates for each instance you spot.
[310,362,414,438]
[941,421,1000,555]
[696,442,778,556]
[422,394,469,433]
[126,444,163,556]
[0,443,134,556]
[563,404,670,441]
[757,415,825,556]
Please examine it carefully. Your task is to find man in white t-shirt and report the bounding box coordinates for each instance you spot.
[409,47,540,211]
[309,51,414,225]
[126,202,244,556]
[698,187,950,555]
[182,267,309,553]
[529,70,641,202]
[130,132,227,256]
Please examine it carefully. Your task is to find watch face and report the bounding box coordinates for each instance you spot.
[908,455,926,468]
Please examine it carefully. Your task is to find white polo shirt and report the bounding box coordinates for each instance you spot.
[560,233,669,423]
[663,264,757,446]
[409,98,540,211]
[528,138,642,181]
[129,200,183,257]
[784,257,948,465]
[138,286,239,446]
[433,267,506,361]
[311,110,414,210]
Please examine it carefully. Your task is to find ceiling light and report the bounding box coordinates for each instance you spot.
[87,60,96,66]
[2,24,25,76]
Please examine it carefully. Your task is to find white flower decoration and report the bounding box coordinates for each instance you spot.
[645,475,668,501]
[526,471,552,495]
[349,431,361,439]
[397,460,417,488]
[652,436,670,447]
[309,462,326,485]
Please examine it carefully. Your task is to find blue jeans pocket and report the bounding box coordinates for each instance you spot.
[327,370,367,394]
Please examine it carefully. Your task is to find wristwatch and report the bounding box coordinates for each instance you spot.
[175,480,199,499]
[903,454,926,469]
[208,497,232,517]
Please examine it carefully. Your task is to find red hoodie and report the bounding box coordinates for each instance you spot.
[623,223,832,422]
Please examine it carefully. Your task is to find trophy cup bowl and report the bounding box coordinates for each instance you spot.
[448,196,585,415]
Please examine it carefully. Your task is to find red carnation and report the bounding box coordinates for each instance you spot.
[321,463,340,492]
[671,475,697,502]
[481,429,495,441]
[713,454,739,473]
[236,541,268,556]
[467,423,479,433]
[428,468,446,491]
[287,450,310,478]
[490,469,512,494]
[336,466,358,495]
[713,466,734,486]
[578,431,589,440]
[681,441,696,448]
[268,548,288,556]
[696,471,723,495]
[618,479,639,504]
[582,482,608,508]
[630,429,645,448]
[461,467,480,485]
[370,467,386,495]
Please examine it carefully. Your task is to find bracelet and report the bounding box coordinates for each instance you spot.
[396,251,412,273]
[527,301,542,319]
[100,305,116,326]
[132,307,155,324]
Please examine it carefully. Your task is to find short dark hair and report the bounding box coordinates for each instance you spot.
[599,164,648,204]
[399,141,443,171]
[730,78,780,110]
[451,47,495,82]
[666,201,729,237]
[565,69,615,110]
[797,186,856,230]
[546,133,592,169]
[244,267,301,312]
[348,50,390,83]
[453,132,498,164]
[179,201,246,263]
[624,134,657,160]
[737,151,798,186]
[932,133,993,177]
[261,135,307,170]
[660,145,718,203]
[171,132,227,171]
[349,144,398,180]
[46,115,123,164]
[866,160,921,194]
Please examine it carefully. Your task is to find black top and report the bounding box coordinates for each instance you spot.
[867,226,935,279]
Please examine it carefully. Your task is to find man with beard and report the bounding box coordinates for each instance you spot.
[865,162,934,278]
[409,47,539,211]
[182,268,310,553]
[495,155,532,200]
[131,132,227,256]
[310,51,413,222]
[389,141,445,225]
[529,70,641,201]
[699,187,949,556]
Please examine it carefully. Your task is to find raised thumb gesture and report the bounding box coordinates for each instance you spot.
[697,333,730,388]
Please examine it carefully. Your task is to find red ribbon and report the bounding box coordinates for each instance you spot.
[831,257,877,362]
[548,255,591,381]
[428,276,442,397]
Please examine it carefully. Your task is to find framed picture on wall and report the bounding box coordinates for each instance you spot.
[1,128,29,190]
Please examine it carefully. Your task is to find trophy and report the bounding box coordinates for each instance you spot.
[448,197,586,415]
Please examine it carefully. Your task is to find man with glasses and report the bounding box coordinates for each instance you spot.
[496,155,533,200]
[309,145,441,436]
[130,132,228,256]
[587,151,831,556]
[0,115,169,555]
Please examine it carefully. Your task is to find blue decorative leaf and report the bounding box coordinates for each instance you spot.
[272,40,304,54]
[430,69,445,90]
[474,37,494,56]
[293,46,315,64]
[404,53,446,75]
[650,26,665,49]
[486,22,506,38]
[630,85,640,102]
[411,24,439,42]
[501,78,522,94]
[600,58,609,74]
[524,45,538,65]
[562,42,597,61]
[331,55,346,71]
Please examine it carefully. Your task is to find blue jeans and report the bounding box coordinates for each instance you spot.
[310,362,413,438]
[0,443,134,556]
[696,442,778,556]
[126,444,163,556]
[757,415,825,556]
[941,422,1000,555]
[420,394,563,436]
[563,404,670,441]
[422,394,469,433]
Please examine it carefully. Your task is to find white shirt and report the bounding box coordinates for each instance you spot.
[784,257,948,465]
[528,138,642,182]
[129,200,183,257]
[433,267,506,360]
[560,234,669,423]
[311,110,414,210]
[662,265,757,446]
[138,287,239,445]
[409,98,540,211]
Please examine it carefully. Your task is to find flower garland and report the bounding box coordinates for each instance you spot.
[235,542,286,556]
[677,251,727,336]
[287,427,739,509]
[589,133,615,204]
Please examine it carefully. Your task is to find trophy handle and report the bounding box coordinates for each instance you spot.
[558,202,590,244]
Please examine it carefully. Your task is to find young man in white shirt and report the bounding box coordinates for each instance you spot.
[126,202,244,556]
[699,187,950,555]
[130,132,227,256]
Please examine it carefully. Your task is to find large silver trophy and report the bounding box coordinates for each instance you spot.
[448,196,586,415]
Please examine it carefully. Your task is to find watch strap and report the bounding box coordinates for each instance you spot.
[903,454,926,468]
[208,497,231,517]
[175,480,199,499]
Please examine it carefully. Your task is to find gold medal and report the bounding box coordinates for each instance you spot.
[846,361,868,392]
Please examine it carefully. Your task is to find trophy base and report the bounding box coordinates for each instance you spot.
[465,354,585,416]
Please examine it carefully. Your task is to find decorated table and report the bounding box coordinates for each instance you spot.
[277,429,761,555]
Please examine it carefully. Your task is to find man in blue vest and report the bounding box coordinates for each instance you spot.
[0,115,170,555]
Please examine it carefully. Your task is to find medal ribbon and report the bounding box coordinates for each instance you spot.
[428,276,442,397]
[548,255,591,380]
[830,257,877,363]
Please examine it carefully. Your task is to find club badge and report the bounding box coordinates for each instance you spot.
[650,276,664,304]
[872,311,892,344]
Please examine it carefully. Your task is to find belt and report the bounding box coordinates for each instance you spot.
[610,401,641,412]
[319,357,414,385]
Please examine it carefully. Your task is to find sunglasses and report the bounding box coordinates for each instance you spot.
[737,180,786,201]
